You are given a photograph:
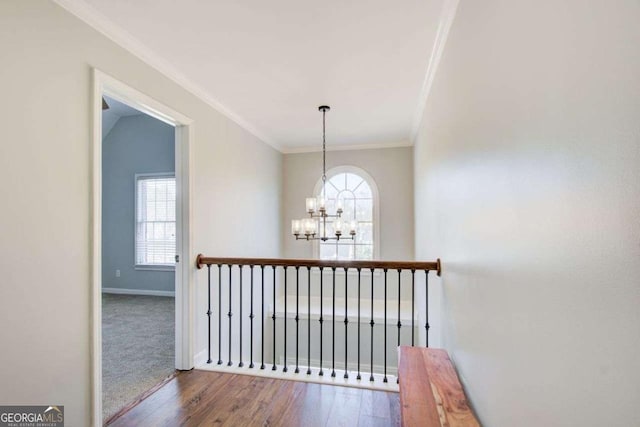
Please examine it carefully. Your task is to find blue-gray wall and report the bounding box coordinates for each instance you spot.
[102,114,175,292]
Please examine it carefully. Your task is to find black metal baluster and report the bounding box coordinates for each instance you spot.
[411,269,415,347]
[307,266,312,375]
[357,268,361,380]
[331,267,336,378]
[207,264,212,364]
[383,268,388,383]
[272,266,277,371]
[283,266,288,373]
[397,269,401,384]
[217,264,223,365]
[260,265,265,369]
[249,265,255,368]
[295,266,300,374]
[319,267,324,376]
[425,270,430,347]
[238,265,244,367]
[228,264,233,366]
[343,267,349,379]
[369,268,375,382]
[397,269,402,348]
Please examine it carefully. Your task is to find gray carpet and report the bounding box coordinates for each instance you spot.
[102,293,175,422]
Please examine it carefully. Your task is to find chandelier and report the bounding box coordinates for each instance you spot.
[291,106,357,241]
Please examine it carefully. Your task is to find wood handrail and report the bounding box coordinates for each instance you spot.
[195,254,441,276]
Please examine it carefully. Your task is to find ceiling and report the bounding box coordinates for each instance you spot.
[102,95,143,138]
[103,95,142,117]
[63,0,447,152]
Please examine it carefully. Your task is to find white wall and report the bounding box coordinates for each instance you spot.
[283,147,414,260]
[0,2,281,426]
[280,147,417,369]
[414,1,640,426]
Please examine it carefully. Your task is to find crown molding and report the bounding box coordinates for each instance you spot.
[54,0,458,154]
[281,139,412,154]
[410,0,460,142]
[52,0,282,151]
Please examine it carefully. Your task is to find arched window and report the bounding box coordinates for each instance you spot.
[314,166,379,260]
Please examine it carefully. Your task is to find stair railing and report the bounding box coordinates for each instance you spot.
[196,255,441,387]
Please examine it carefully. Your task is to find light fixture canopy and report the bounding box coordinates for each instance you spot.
[292,106,357,242]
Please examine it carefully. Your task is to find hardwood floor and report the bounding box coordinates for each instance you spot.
[108,370,401,427]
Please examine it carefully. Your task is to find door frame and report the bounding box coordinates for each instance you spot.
[91,69,194,426]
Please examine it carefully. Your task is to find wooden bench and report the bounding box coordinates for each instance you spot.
[398,346,480,427]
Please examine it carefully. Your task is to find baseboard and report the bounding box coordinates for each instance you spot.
[102,287,175,297]
[194,349,208,366]
[279,355,398,377]
[196,362,399,392]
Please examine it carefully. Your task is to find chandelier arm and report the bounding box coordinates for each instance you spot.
[308,214,342,219]
[294,235,355,242]
[308,213,345,220]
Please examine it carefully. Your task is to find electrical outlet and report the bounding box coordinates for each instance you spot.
[115,269,120,278]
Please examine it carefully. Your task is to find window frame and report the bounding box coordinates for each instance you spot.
[134,172,177,271]
[312,165,380,261]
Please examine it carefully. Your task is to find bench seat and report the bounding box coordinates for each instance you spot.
[398,346,480,427]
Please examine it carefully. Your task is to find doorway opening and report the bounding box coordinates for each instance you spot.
[101,95,176,421]
[92,70,193,426]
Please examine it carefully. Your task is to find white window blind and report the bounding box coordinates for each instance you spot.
[135,174,176,266]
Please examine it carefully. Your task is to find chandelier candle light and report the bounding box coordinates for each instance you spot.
[292,106,358,241]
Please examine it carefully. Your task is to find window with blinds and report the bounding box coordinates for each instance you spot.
[135,174,176,267]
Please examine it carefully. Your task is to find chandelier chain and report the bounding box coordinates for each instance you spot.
[322,107,327,185]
